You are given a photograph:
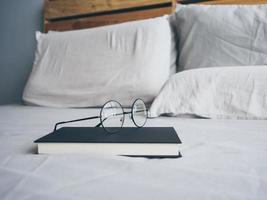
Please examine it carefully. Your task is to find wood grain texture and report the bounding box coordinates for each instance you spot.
[44,0,267,33]
[44,0,175,32]
[45,0,173,20]
[45,7,172,32]
[178,0,267,4]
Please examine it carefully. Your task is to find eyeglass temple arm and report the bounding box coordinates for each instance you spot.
[95,111,127,127]
[53,116,99,132]
[122,109,148,115]
[109,110,148,118]
[94,117,108,128]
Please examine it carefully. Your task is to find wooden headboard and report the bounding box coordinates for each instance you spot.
[178,0,267,4]
[44,0,267,32]
[44,0,176,32]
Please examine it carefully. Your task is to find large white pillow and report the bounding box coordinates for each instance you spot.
[149,66,267,119]
[23,17,171,107]
[171,5,267,71]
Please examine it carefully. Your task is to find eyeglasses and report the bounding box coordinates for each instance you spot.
[53,98,148,133]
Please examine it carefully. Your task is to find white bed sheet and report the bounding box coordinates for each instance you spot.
[0,105,267,200]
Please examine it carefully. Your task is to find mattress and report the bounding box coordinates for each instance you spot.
[0,105,267,200]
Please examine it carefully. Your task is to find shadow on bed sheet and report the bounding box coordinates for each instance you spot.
[27,146,38,154]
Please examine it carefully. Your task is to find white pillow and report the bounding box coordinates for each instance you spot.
[149,66,267,119]
[171,5,267,71]
[23,17,171,107]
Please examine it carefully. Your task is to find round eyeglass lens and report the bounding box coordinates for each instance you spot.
[100,101,125,133]
[132,99,147,127]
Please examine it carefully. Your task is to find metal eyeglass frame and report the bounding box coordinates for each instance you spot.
[53,98,148,133]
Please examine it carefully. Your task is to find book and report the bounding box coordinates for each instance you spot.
[34,127,182,157]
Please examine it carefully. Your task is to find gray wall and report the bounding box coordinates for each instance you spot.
[0,0,44,104]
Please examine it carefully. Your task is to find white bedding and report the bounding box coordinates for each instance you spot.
[172,5,267,71]
[0,105,267,200]
[23,17,171,108]
[149,66,267,119]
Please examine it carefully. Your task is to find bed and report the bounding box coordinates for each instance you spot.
[1,105,267,199]
[1,0,267,199]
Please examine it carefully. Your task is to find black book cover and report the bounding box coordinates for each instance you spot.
[35,127,181,144]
